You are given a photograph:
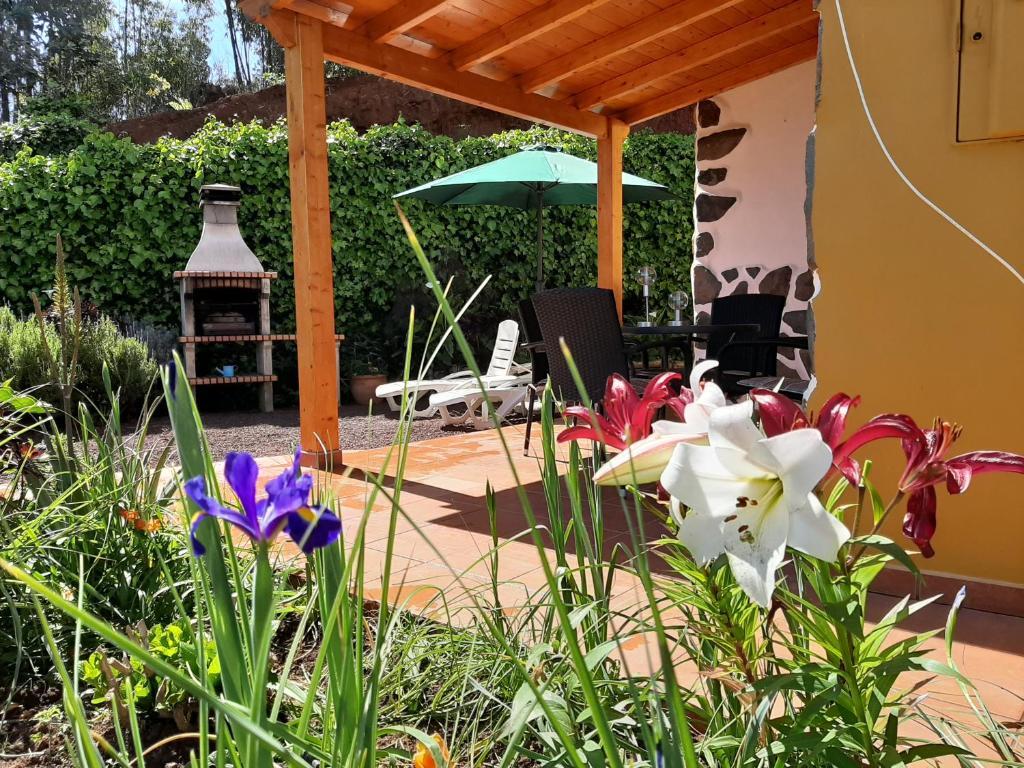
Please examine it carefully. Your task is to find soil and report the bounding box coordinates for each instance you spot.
[0,602,456,768]
[0,685,195,768]
[141,403,514,463]
[106,73,695,144]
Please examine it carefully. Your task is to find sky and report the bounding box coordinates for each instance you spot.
[167,0,235,78]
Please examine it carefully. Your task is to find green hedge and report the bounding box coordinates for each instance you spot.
[0,120,694,374]
[0,114,99,162]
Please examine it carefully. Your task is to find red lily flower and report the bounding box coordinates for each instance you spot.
[894,419,1024,556]
[750,389,860,450]
[836,415,1024,557]
[830,413,922,486]
[558,371,692,451]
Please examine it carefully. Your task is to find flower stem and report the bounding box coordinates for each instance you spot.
[848,491,905,565]
[850,485,866,539]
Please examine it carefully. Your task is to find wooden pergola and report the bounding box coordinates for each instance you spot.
[239,0,818,465]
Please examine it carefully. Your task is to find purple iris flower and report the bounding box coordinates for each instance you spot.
[185,450,341,556]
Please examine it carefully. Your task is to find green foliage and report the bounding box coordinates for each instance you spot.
[0,112,96,160]
[0,0,211,124]
[0,119,695,374]
[81,620,220,719]
[0,374,183,683]
[0,306,157,414]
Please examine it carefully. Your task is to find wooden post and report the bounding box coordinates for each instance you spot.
[285,15,342,468]
[597,118,628,318]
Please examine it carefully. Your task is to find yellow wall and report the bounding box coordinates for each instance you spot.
[813,0,1024,585]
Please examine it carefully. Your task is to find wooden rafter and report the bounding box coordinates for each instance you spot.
[517,0,746,94]
[281,10,611,136]
[618,37,818,125]
[241,0,348,27]
[575,1,813,110]
[450,0,611,72]
[360,0,453,44]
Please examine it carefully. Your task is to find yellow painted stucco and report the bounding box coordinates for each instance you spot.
[812,0,1024,585]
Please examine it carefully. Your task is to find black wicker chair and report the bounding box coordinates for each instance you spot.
[523,288,639,453]
[518,297,550,454]
[704,294,787,396]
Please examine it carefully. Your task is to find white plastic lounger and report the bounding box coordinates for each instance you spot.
[375,319,524,418]
[429,374,531,430]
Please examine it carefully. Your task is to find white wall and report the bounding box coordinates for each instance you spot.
[691,59,817,378]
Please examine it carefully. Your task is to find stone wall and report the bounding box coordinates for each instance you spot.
[689,61,818,379]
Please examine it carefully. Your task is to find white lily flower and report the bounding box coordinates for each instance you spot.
[651,359,726,439]
[661,401,850,607]
[593,432,699,485]
[593,360,724,486]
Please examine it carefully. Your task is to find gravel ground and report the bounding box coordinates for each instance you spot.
[142,403,507,463]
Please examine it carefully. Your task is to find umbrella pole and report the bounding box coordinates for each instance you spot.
[536,189,545,292]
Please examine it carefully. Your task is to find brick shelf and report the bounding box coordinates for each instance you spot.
[188,374,278,386]
[174,270,278,279]
[179,334,346,343]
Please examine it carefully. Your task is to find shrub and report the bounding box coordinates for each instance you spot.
[0,113,97,161]
[0,119,695,374]
[0,306,158,414]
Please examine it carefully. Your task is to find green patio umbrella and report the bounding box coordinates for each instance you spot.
[394,146,677,290]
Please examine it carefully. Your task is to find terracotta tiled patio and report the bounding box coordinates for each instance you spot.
[245,424,1024,742]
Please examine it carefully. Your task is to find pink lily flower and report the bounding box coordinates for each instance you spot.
[750,389,861,451]
[589,361,725,486]
[558,371,691,451]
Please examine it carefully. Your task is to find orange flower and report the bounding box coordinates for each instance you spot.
[119,509,140,524]
[135,517,162,534]
[18,441,44,460]
[413,735,449,768]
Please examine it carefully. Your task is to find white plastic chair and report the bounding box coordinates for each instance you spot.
[429,373,531,430]
[375,319,526,418]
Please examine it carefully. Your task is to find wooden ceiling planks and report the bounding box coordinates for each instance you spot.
[359,0,455,42]
[573,0,811,109]
[243,0,818,136]
[619,35,817,123]
[516,0,747,93]
[449,0,614,71]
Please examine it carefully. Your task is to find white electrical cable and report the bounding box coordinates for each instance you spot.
[834,0,1024,287]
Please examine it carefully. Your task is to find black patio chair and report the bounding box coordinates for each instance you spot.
[703,294,790,396]
[518,297,549,454]
[525,288,650,453]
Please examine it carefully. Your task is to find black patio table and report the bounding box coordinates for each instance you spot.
[621,323,761,375]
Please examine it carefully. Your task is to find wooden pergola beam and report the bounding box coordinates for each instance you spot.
[518,0,745,94]
[598,119,629,317]
[575,1,813,110]
[617,37,817,125]
[283,13,342,466]
[360,0,453,44]
[306,12,609,136]
[450,0,611,72]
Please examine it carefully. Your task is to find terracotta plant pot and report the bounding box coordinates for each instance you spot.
[350,373,388,406]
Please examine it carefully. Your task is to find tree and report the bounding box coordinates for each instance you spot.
[106,0,211,119]
[0,0,109,121]
[1,0,211,123]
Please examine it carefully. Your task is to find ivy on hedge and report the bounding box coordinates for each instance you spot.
[0,119,694,374]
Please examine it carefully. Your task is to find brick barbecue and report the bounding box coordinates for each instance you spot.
[175,184,341,411]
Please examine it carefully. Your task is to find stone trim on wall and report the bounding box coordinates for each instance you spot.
[688,66,818,380]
